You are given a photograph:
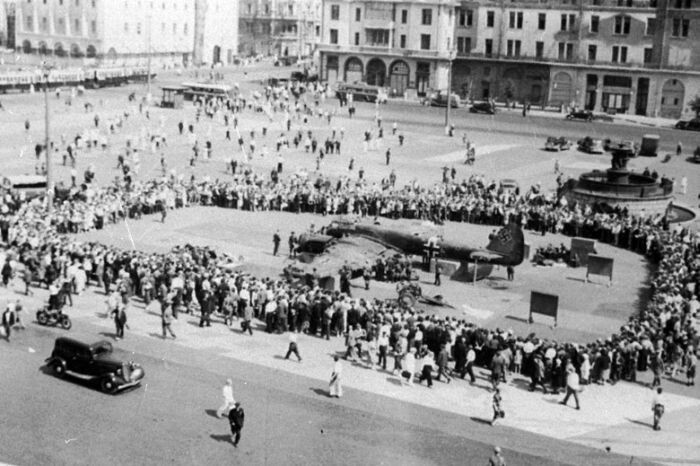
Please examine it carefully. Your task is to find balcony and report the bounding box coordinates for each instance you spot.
[318,43,453,60]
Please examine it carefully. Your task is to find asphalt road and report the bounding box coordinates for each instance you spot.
[0,322,645,466]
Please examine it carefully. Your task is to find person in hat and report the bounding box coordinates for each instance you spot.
[329,355,343,397]
[491,388,505,425]
[651,387,664,431]
[227,401,245,447]
[488,446,506,466]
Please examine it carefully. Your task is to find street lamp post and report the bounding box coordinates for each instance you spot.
[445,49,456,128]
[43,65,53,215]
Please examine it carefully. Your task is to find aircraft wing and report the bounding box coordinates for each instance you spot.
[323,236,399,272]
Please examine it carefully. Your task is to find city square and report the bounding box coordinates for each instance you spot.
[1,1,700,466]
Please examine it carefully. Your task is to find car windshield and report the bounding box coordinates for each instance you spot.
[93,345,111,356]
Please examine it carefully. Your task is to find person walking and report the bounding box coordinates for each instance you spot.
[559,364,581,410]
[488,446,507,466]
[329,355,343,397]
[491,388,505,426]
[111,297,128,340]
[272,231,281,256]
[227,402,245,447]
[161,298,176,339]
[434,263,441,286]
[676,141,683,156]
[686,349,697,386]
[2,304,17,342]
[417,348,435,388]
[506,266,514,281]
[435,344,452,384]
[284,331,302,361]
[217,379,236,418]
[651,387,665,431]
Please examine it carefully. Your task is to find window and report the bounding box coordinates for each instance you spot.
[672,18,690,37]
[643,47,653,63]
[558,42,573,60]
[355,8,361,21]
[612,45,628,63]
[330,5,339,20]
[329,28,338,44]
[588,44,597,61]
[506,39,521,57]
[509,11,523,28]
[485,38,493,56]
[645,18,656,35]
[366,29,390,46]
[137,22,141,34]
[486,11,495,27]
[420,34,431,49]
[400,34,406,48]
[590,15,599,33]
[561,14,576,31]
[401,9,407,24]
[41,17,47,31]
[74,19,80,33]
[183,23,188,34]
[457,36,471,54]
[538,13,546,30]
[26,15,32,30]
[91,20,96,33]
[354,32,359,45]
[421,8,432,25]
[124,22,129,33]
[613,16,631,34]
[458,8,473,27]
[536,41,544,58]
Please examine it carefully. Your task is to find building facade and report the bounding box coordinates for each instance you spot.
[238,0,322,57]
[318,0,699,117]
[454,0,700,118]
[318,0,458,97]
[11,0,239,68]
[193,0,239,65]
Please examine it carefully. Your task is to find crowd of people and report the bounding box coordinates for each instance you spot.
[1,77,698,427]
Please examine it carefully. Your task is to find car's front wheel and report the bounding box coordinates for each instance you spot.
[100,377,117,394]
[36,310,48,326]
[52,360,66,377]
[60,316,72,330]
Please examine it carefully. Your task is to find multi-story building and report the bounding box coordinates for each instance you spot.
[1,0,17,50]
[318,0,458,97]
[455,0,700,118]
[238,0,322,58]
[193,0,239,65]
[13,0,196,67]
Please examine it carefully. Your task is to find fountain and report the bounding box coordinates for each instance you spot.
[563,146,685,219]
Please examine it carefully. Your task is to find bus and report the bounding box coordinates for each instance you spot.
[334,82,388,104]
[180,82,235,102]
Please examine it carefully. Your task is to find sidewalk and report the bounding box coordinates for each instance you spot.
[3,279,699,465]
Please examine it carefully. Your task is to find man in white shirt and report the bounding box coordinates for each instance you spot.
[463,345,476,383]
[216,379,236,418]
[651,387,665,431]
[402,348,416,386]
[559,364,581,410]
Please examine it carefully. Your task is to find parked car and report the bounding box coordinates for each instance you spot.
[469,102,496,114]
[566,110,594,122]
[604,139,640,155]
[426,91,460,108]
[544,136,572,151]
[577,136,605,154]
[675,118,700,131]
[45,337,145,394]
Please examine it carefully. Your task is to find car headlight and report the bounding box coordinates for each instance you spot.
[116,368,122,375]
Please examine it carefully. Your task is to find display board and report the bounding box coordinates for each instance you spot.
[529,291,559,326]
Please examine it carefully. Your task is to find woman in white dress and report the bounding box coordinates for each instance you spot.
[329,356,343,398]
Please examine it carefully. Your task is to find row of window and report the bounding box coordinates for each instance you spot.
[123,22,189,35]
[27,0,191,7]
[330,5,432,26]
[329,29,432,50]
[27,0,96,6]
[25,15,96,34]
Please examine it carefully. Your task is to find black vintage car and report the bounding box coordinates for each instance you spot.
[565,110,594,122]
[675,119,700,131]
[469,101,496,114]
[45,337,145,394]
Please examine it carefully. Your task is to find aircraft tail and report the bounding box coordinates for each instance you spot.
[486,223,525,266]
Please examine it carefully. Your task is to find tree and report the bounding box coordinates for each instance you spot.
[689,95,700,118]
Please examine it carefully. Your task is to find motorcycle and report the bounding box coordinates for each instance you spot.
[36,306,72,330]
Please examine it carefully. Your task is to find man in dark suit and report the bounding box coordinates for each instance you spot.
[228,402,245,447]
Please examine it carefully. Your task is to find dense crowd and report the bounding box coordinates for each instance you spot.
[1,161,698,392]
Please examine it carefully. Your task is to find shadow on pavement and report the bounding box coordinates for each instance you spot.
[469,416,492,425]
[624,417,653,429]
[385,376,402,386]
[209,434,232,444]
[204,409,220,419]
[98,331,118,340]
[310,387,331,398]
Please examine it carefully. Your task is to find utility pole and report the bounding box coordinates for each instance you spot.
[445,50,456,127]
[43,64,52,215]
